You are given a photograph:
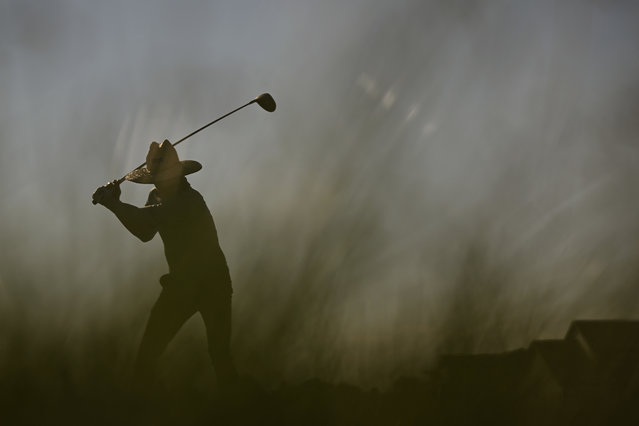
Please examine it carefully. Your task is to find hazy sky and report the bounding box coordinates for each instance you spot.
[2,0,639,386]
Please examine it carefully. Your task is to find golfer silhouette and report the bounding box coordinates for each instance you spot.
[93,140,237,389]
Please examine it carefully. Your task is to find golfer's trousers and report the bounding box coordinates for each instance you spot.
[135,282,237,387]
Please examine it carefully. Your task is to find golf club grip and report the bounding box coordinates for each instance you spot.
[92,177,125,205]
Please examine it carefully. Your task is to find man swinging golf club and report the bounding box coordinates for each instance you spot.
[92,93,275,391]
[93,140,237,389]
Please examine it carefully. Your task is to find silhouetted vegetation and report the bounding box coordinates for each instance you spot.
[3,320,638,425]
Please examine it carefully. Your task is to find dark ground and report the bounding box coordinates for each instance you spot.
[3,320,639,425]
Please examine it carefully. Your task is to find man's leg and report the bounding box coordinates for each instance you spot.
[135,288,197,383]
[198,289,238,389]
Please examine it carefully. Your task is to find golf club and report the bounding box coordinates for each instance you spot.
[93,93,276,205]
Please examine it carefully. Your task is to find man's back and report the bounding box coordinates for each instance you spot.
[145,180,231,291]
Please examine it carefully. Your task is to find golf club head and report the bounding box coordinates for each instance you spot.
[255,93,276,112]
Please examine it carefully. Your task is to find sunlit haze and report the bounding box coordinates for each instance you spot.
[2,0,639,388]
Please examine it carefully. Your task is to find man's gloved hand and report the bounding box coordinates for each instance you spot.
[92,180,121,207]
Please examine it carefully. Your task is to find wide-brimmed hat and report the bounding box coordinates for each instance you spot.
[126,140,202,184]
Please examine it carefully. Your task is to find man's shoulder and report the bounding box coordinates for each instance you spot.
[184,185,206,201]
[183,186,213,217]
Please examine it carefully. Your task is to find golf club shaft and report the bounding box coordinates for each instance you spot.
[92,96,264,205]
[115,98,257,185]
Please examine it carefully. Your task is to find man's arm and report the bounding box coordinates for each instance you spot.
[93,181,157,242]
[106,201,157,242]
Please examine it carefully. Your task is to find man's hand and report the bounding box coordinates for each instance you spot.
[92,180,121,207]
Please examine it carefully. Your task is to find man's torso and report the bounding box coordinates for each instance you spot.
[145,182,231,292]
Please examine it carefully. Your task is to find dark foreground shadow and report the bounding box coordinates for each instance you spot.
[3,319,639,425]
